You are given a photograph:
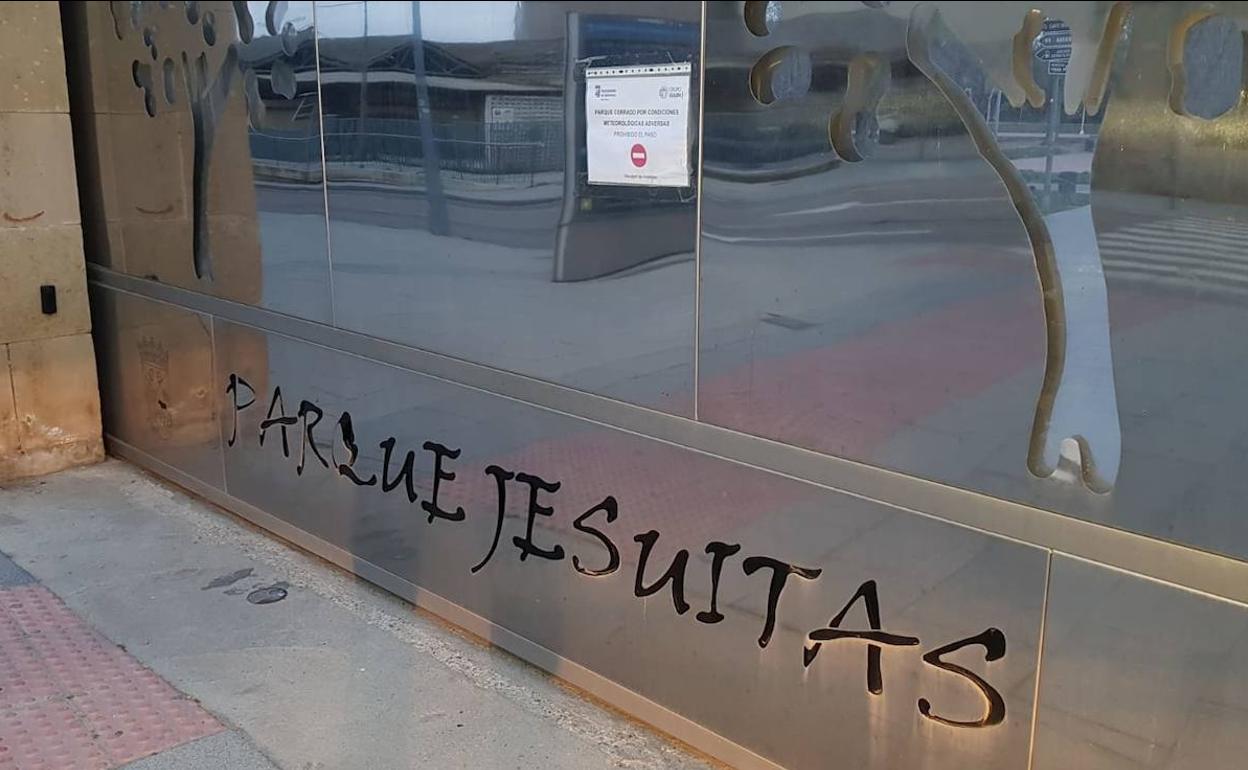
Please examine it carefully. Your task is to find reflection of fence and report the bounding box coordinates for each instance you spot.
[248,131,322,168]
[248,118,564,184]
[704,121,829,167]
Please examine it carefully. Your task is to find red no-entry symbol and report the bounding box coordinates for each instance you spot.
[630,143,647,167]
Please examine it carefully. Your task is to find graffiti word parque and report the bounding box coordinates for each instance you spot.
[226,374,1007,728]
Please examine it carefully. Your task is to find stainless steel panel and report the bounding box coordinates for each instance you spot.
[1034,555,1248,769]
[90,285,223,489]
[65,1,333,323]
[91,264,1248,609]
[700,1,1248,561]
[213,317,1046,770]
[315,1,697,412]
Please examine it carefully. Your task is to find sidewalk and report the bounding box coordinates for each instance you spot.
[0,461,716,770]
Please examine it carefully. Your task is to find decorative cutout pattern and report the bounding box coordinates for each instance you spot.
[121,1,307,281]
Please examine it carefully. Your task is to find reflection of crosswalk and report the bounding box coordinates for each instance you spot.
[1100,216,1248,295]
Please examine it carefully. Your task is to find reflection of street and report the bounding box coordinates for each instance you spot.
[1099,214,1248,295]
[704,160,1025,247]
[699,154,1159,514]
[251,183,700,410]
[325,183,560,249]
[701,144,1248,559]
[253,179,697,411]
[700,157,1047,489]
[1093,197,1248,558]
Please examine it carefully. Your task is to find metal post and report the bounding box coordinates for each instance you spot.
[553,12,581,281]
[357,1,368,164]
[988,89,1002,137]
[1042,73,1060,211]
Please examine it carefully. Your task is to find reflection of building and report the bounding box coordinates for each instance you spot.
[304,2,701,183]
[515,1,700,43]
[306,4,703,282]
[237,33,324,174]
[315,35,565,176]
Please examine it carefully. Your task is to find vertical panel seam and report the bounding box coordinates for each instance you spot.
[207,314,229,494]
[1026,549,1054,770]
[312,2,336,328]
[692,0,708,420]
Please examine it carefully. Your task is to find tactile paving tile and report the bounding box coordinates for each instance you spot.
[0,585,222,769]
[0,699,110,770]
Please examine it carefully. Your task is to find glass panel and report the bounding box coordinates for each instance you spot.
[68,0,333,322]
[316,1,698,413]
[700,1,1248,561]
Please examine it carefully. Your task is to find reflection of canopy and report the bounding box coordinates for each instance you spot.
[313,36,563,89]
[705,7,909,60]
[314,70,557,94]
[234,30,319,69]
[237,33,564,99]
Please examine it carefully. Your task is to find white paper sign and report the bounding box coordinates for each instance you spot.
[585,63,691,187]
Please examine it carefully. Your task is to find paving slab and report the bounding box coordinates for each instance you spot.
[119,731,276,770]
[0,460,716,770]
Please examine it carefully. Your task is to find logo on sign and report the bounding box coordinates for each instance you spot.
[631,143,647,168]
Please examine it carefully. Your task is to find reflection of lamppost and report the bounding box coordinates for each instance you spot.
[410,1,450,236]
[357,0,369,164]
[986,88,1003,136]
[1035,19,1071,213]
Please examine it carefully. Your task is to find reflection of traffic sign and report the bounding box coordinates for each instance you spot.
[1036,18,1072,75]
[630,143,647,168]
[1036,46,1071,61]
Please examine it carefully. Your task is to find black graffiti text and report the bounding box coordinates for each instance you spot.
[226,375,1009,729]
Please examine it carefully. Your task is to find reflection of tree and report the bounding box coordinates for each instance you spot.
[908,6,1136,494]
[112,1,307,281]
[746,4,1133,491]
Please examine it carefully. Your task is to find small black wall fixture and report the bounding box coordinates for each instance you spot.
[40,284,57,315]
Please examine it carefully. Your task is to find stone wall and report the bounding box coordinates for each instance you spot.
[0,2,103,481]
